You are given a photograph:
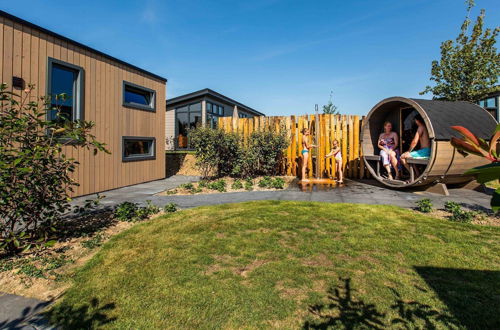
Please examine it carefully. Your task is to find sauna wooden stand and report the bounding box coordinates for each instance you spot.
[361,97,497,195]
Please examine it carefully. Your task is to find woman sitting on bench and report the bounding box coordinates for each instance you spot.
[378,121,400,180]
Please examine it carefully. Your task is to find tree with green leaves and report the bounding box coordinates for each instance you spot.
[322,91,339,115]
[421,0,499,102]
[0,84,109,254]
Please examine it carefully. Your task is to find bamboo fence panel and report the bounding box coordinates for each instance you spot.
[219,114,365,179]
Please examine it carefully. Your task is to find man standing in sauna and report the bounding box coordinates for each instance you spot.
[378,121,400,180]
[400,114,431,179]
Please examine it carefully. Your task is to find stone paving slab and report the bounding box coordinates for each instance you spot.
[0,293,53,329]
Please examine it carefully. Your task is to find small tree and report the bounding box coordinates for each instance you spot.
[322,91,339,115]
[421,1,500,102]
[0,84,109,254]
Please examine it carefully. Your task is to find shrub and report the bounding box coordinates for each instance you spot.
[0,84,109,254]
[189,126,289,179]
[258,176,273,188]
[270,177,285,189]
[208,179,227,192]
[114,201,159,222]
[444,201,462,214]
[164,203,178,213]
[82,233,104,249]
[179,183,194,191]
[198,180,208,188]
[244,178,254,191]
[416,199,433,213]
[114,202,139,222]
[231,179,243,190]
[166,189,178,195]
[246,130,288,176]
[189,127,242,178]
[450,209,475,223]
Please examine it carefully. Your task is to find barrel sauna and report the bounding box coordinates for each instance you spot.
[361,97,497,188]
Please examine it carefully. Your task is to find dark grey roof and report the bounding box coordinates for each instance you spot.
[0,10,167,82]
[411,98,497,140]
[167,88,265,116]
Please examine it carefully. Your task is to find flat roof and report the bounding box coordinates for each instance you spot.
[167,88,265,116]
[0,10,167,82]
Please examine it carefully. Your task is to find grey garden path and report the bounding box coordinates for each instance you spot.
[72,175,491,212]
[2,175,491,328]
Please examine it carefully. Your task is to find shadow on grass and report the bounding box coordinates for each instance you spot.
[302,277,465,329]
[45,297,116,329]
[414,267,500,329]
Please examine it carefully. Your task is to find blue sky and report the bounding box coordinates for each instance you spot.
[2,0,499,116]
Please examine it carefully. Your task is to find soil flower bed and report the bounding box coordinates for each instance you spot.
[159,176,296,196]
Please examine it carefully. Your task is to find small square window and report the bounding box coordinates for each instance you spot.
[123,81,156,111]
[122,137,156,161]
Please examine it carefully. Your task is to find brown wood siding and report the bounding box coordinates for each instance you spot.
[1,17,166,197]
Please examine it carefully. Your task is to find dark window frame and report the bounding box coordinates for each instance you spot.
[122,81,156,112]
[175,101,203,150]
[46,57,85,122]
[122,136,156,162]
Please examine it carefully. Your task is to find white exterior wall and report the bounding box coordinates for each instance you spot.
[165,109,176,150]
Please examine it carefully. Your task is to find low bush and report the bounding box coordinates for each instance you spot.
[231,180,243,190]
[258,177,286,189]
[444,201,462,214]
[244,179,254,191]
[270,177,285,189]
[179,183,194,191]
[450,209,475,223]
[164,203,178,213]
[258,176,273,188]
[81,233,104,249]
[166,189,178,195]
[114,201,159,222]
[416,198,433,213]
[208,180,227,192]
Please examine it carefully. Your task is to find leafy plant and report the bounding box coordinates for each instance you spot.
[82,233,104,249]
[73,194,104,215]
[416,199,433,213]
[258,176,273,188]
[450,124,500,211]
[270,177,285,189]
[449,209,475,223]
[164,203,177,213]
[245,131,289,177]
[114,202,139,222]
[18,263,45,278]
[244,178,254,191]
[444,201,462,214]
[166,189,178,195]
[208,179,227,192]
[179,183,194,191]
[231,179,243,190]
[0,84,109,254]
[421,1,499,101]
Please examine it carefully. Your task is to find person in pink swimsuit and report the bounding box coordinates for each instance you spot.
[378,121,400,180]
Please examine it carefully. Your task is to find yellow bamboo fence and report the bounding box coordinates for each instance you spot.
[218,115,369,179]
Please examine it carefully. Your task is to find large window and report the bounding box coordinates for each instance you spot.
[122,137,156,161]
[123,81,156,111]
[478,96,499,120]
[47,58,84,122]
[176,102,202,149]
[206,102,224,129]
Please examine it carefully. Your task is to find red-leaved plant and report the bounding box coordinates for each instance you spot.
[450,124,500,211]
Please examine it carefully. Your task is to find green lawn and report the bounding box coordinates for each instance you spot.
[48,201,500,329]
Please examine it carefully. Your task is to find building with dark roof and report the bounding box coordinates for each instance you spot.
[166,88,264,149]
[478,91,500,122]
[0,10,167,196]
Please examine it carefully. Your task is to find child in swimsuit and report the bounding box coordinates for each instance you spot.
[325,139,343,183]
[301,128,315,182]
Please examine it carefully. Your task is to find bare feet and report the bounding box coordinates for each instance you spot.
[388,173,393,180]
[301,179,310,183]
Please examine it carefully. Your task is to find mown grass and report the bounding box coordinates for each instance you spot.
[48,201,500,329]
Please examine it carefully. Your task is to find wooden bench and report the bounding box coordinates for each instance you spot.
[364,155,382,177]
[406,158,429,182]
